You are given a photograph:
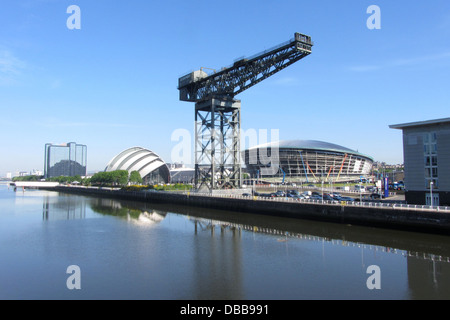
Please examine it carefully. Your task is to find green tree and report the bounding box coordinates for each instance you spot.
[129,171,143,185]
[90,170,129,186]
[113,170,129,186]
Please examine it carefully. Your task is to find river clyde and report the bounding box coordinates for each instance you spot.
[1,184,450,300]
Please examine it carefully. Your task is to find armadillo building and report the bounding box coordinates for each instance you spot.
[243,140,373,184]
[105,147,170,184]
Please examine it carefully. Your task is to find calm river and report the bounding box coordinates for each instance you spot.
[1,184,450,300]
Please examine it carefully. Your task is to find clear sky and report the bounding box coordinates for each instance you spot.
[1,0,450,176]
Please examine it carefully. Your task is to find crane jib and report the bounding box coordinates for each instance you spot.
[178,32,313,102]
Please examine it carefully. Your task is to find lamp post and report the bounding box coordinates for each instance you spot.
[321,167,324,203]
[430,181,434,208]
[359,175,363,203]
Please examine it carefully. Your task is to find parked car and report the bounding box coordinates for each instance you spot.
[287,193,297,198]
[323,194,339,203]
[331,193,342,198]
[275,191,286,197]
[301,191,311,198]
[259,193,276,198]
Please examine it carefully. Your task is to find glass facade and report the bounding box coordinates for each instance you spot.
[44,142,87,178]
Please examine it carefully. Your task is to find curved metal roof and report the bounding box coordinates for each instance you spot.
[105,147,170,180]
[247,140,373,160]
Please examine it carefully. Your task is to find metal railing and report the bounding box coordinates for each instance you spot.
[181,191,450,213]
[51,185,450,213]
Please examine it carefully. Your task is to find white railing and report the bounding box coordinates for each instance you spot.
[181,191,450,213]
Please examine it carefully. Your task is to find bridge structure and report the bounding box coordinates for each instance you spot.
[9,181,60,190]
[178,33,313,191]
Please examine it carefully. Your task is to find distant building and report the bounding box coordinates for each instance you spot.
[169,164,195,184]
[390,118,450,206]
[31,169,43,176]
[44,142,87,179]
[19,171,29,177]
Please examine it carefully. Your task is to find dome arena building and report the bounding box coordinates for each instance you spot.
[243,140,374,184]
[105,147,170,184]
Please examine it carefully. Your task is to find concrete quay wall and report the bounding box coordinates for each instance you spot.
[48,186,450,235]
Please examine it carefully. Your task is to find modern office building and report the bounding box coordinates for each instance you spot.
[390,118,450,206]
[169,163,195,184]
[44,142,87,179]
[243,140,373,184]
[105,147,170,185]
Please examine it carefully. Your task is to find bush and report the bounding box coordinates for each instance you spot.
[91,170,128,186]
[121,185,151,192]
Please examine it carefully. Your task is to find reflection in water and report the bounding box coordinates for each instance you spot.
[161,203,450,299]
[189,216,450,264]
[42,193,87,220]
[88,198,167,227]
[42,193,167,226]
[191,218,245,300]
[35,190,450,299]
[186,214,450,299]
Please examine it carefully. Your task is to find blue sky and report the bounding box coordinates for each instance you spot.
[1,0,450,176]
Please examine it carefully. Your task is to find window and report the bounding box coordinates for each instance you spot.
[424,132,438,189]
[431,156,438,166]
[431,132,437,143]
[432,144,438,154]
[426,193,440,207]
[432,168,438,178]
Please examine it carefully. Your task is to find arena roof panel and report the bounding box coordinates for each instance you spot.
[247,140,373,160]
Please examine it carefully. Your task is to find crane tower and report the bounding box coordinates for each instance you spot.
[178,33,313,191]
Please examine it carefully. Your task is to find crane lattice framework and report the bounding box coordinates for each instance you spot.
[178,33,313,191]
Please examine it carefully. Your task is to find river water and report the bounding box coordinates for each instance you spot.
[1,184,450,300]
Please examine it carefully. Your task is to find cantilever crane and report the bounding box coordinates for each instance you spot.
[178,33,313,191]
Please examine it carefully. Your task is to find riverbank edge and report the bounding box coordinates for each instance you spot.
[42,186,450,236]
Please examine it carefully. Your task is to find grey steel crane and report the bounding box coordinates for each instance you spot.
[178,33,313,191]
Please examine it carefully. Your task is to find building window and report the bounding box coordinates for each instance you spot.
[424,132,438,190]
[426,193,440,207]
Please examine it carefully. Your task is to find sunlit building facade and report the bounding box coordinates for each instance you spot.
[243,140,373,184]
[390,118,450,206]
[105,147,170,185]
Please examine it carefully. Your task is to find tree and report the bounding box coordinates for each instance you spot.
[113,170,129,186]
[129,171,143,185]
[90,170,131,187]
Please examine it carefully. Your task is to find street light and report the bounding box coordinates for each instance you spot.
[430,181,434,208]
[360,175,363,203]
[321,167,324,203]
